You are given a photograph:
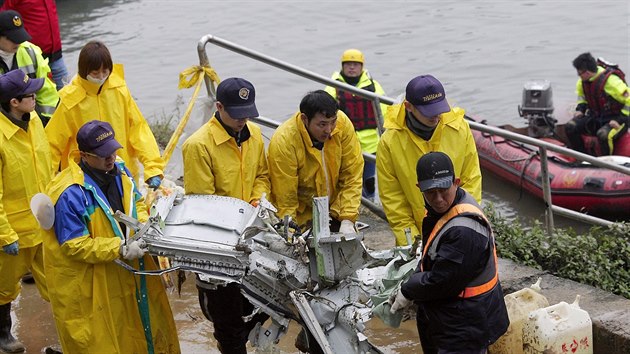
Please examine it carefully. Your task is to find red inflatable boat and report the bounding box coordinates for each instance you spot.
[471,81,630,220]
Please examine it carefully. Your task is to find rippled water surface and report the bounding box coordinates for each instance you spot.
[55,0,629,223]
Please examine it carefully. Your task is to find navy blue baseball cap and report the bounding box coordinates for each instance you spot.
[0,69,43,102]
[0,10,31,44]
[216,77,259,119]
[406,75,450,117]
[77,120,123,157]
[416,151,455,192]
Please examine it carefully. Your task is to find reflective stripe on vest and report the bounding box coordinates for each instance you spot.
[583,69,624,119]
[336,80,378,130]
[22,46,38,78]
[421,196,499,298]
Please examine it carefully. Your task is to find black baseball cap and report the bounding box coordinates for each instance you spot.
[77,120,123,157]
[416,151,455,192]
[216,77,259,119]
[0,69,43,102]
[0,10,31,44]
[406,75,450,117]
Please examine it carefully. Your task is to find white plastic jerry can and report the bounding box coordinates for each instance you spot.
[489,278,549,354]
[523,295,593,354]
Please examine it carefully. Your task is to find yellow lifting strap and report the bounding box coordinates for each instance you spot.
[608,123,625,154]
[145,64,220,288]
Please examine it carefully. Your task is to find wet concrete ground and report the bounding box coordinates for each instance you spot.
[10,206,423,353]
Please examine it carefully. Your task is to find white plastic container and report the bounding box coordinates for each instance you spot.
[489,278,549,354]
[523,295,593,354]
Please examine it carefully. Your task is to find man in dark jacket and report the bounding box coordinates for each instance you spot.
[389,151,509,354]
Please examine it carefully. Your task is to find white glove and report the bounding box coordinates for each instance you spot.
[339,219,356,234]
[120,239,148,260]
[389,288,412,314]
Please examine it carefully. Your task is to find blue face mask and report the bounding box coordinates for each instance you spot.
[86,74,108,86]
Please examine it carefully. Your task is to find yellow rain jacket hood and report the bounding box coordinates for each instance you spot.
[0,111,52,248]
[182,116,270,201]
[43,160,180,354]
[268,110,363,228]
[377,103,482,245]
[45,64,164,181]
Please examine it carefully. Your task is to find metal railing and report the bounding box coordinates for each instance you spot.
[196,34,630,231]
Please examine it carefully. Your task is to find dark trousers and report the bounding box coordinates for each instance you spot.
[197,282,269,354]
[362,154,376,199]
[416,311,488,354]
[565,115,628,155]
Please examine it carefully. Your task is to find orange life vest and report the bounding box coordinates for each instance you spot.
[421,198,499,298]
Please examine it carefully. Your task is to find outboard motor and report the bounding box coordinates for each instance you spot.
[518,80,557,138]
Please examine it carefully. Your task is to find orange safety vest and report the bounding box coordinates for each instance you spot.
[420,198,499,298]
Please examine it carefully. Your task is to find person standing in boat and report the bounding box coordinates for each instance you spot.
[389,152,509,354]
[565,52,629,156]
[182,77,270,354]
[45,40,164,190]
[324,49,387,201]
[0,9,59,125]
[268,90,363,235]
[0,69,52,354]
[377,74,481,246]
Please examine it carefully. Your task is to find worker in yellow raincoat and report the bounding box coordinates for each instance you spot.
[0,70,52,353]
[43,120,180,354]
[182,77,270,354]
[268,90,363,234]
[45,40,164,189]
[377,75,482,246]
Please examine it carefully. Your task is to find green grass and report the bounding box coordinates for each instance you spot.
[485,203,630,299]
[147,94,184,150]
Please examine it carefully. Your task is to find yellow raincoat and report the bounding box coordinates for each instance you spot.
[0,111,51,303]
[182,116,269,201]
[43,160,180,354]
[268,110,363,228]
[377,103,482,246]
[45,64,164,181]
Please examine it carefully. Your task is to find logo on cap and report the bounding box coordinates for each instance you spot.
[423,93,443,102]
[96,131,113,142]
[238,88,250,100]
[12,15,21,27]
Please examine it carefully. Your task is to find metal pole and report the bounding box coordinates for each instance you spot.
[538,147,555,232]
[371,97,385,135]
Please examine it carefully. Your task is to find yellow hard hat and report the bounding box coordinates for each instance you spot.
[341,49,364,64]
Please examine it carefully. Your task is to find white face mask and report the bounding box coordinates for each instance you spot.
[86,74,108,86]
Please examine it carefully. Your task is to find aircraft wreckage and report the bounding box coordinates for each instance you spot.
[112,191,411,354]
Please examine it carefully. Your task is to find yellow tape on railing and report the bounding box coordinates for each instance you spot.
[162,65,221,164]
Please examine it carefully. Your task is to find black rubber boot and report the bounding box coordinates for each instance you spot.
[0,303,25,353]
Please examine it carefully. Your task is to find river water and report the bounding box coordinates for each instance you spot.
[55,0,629,228]
[12,1,629,353]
